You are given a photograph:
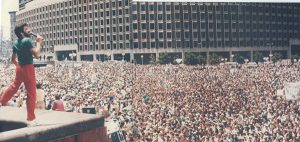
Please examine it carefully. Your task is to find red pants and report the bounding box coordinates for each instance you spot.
[0,64,36,121]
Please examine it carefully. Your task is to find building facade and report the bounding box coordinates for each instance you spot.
[9,11,17,44]
[19,0,34,11]
[16,0,300,63]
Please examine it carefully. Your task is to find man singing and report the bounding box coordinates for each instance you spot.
[0,23,43,127]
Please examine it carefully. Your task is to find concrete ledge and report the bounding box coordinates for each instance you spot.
[0,107,105,142]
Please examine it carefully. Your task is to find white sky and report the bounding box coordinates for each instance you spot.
[0,0,299,41]
[0,0,18,41]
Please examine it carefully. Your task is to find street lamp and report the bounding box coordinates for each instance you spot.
[269,54,273,62]
[141,55,144,65]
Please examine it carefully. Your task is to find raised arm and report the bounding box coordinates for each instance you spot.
[30,35,43,59]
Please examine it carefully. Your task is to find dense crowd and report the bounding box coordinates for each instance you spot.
[1,60,300,142]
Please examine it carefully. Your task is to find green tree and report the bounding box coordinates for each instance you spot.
[233,53,245,64]
[271,52,283,63]
[253,52,264,63]
[209,53,221,65]
[158,53,179,64]
[184,52,199,65]
[291,54,300,63]
[198,54,206,65]
[149,54,157,64]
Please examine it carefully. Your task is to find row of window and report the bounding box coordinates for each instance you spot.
[132,3,300,13]
[132,13,299,22]
[133,22,300,29]
[18,7,130,22]
[131,40,290,49]
[44,39,289,52]
[18,0,130,19]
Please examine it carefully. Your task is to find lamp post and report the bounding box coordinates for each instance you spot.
[269,54,273,62]
[141,55,144,65]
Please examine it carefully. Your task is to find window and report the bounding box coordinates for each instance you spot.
[142,24,147,30]
[141,5,146,11]
[142,33,146,39]
[133,23,138,30]
[133,33,138,39]
[141,14,146,20]
[158,14,163,20]
[167,24,171,29]
[150,23,155,29]
[167,32,171,38]
[150,14,155,20]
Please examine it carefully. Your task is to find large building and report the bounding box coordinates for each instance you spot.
[19,0,34,11]
[9,11,17,44]
[16,0,300,63]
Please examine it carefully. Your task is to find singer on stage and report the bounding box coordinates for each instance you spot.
[0,23,43,127]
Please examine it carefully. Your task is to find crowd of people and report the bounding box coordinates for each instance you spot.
[1,60,300,141]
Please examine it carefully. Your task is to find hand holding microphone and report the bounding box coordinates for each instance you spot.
[29,32,43,44]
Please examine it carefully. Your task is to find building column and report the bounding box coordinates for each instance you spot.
[93,54,96,61]
[77,54,81,61]
[206,52,210,65]
[229,51,233,62]
[250,51,254,62]
[156,52,159,62]
[288,47,292,59]
[111,54,114,61]
[51,52,56,61]
[130,52,134,62]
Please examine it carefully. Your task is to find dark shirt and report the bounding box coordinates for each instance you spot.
[12,38,34,65]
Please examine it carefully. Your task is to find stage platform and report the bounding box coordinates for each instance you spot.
[0,107,107,142]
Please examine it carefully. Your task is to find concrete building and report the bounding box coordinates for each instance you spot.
[16,0,300,63]
[19,0,34,11]
[9,11,17,44]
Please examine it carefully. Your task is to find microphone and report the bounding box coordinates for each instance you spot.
[29,32,37,37]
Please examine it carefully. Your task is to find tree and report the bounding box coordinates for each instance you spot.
[197,54,206,65]
[184,52,199,65]
[233,53,245,64]
[253,52,264,63]
[158,53,179,64]
[291,54,300,63]
[149,54,157,64]
[209,53,221,65]
[184,52,205,65]
[271,52,283,63]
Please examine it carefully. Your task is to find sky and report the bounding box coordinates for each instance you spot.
[0,0,18,41]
